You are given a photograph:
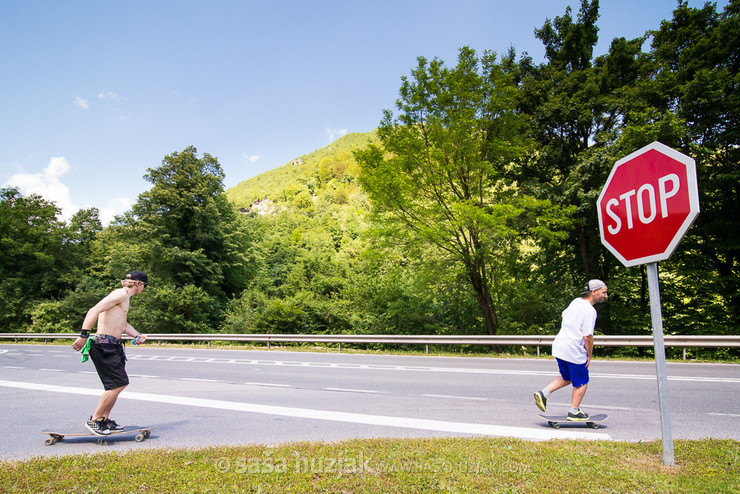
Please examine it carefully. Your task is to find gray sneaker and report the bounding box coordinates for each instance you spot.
[534,391,548,412]
[567,409,590,421]
[85,416,111,435]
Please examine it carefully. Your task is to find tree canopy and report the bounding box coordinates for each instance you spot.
[1,1,737,356]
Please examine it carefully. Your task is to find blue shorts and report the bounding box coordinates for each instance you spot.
[556,358,589,388]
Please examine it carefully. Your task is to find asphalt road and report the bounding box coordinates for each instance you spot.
[1,343,738,460]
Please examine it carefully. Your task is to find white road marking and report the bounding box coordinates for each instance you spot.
[39,368,64,372]
[3,366,26,370]
[0,379,611,441]
[325,387,378,394]
[181,378,220,383]
[423,394,488,401]
[246,382,293,388]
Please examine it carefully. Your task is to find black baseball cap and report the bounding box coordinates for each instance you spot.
[125,271,149,285]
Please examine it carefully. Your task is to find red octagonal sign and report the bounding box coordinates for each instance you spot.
[597,141,700,267]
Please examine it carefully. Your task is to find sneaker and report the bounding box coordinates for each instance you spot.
[106,418,124,432]
[534,391,548,412]
[567,409,590,421]
[85,416,111,435]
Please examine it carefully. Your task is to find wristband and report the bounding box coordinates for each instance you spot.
[80,329,90,338]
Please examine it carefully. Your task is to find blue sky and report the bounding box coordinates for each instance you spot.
[1,0,729,224]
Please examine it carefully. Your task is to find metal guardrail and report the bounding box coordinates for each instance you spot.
[1,333,738,358]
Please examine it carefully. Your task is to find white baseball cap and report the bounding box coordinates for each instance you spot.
[581,279,606,295]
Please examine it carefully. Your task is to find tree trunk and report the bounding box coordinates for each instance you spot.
[466,261,499,336]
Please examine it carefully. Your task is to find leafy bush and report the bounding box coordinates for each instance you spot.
[130,283,218,334]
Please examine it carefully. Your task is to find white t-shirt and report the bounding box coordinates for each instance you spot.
[551,297,597,364]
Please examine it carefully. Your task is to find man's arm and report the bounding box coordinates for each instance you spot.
[584,334,594,368]
[71,290,127,351]
[122,324,141,338]
[82,290,127,329]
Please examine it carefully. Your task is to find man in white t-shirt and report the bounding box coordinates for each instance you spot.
[534,280,608,421]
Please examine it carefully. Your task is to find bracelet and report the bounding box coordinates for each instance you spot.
[80,329,90,338]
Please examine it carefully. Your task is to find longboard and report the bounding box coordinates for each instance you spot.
[41,425,157,446]
[539,414,607,430]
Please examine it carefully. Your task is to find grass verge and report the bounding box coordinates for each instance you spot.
[2,437,738,493]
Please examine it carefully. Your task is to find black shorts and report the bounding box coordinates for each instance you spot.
[89,341,129,390]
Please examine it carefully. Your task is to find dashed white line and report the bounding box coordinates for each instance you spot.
[181,378,220,383]
[423,394,487,401]
[325,387,378,394]
[246,382,293,388]
[39,368,64,372]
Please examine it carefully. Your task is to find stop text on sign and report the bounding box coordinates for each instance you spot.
[604,173,680,234]
[597,141,700,267]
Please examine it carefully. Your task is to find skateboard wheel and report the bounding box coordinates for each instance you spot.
[143,430,151,438]
[135,433,145,442]
[44,438,55,446]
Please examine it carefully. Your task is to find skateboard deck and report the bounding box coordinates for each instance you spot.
[539,414,607,429]
[41,425,157,446]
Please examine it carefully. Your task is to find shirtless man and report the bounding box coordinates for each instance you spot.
[71,271,149,435]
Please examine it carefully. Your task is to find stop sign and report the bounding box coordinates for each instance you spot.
[597,141,700,267]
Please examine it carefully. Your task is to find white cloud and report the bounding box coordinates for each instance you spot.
[242,153,260,164]
[4,158,133,226]
[98,196,133,225]
[4,157,77,221]
[326,127,347,142]
[97,90,121,102]
[75,96,89,109]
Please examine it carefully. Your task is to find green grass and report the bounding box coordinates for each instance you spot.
[2,437,738,493]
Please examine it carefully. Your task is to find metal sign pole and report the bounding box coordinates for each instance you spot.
[646,262,675,466]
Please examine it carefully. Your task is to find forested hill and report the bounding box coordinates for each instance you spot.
[226,131,377,213]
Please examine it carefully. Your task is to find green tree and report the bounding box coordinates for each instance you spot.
[513,0,637,281]
[84,147,257,332]
[643,0,740,330]
[356,46,572,335]
[130,146,254,299]
[0,188,74,330]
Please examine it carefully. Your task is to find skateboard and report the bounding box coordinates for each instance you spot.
[539,414,607,429]
[41,425,157,446]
